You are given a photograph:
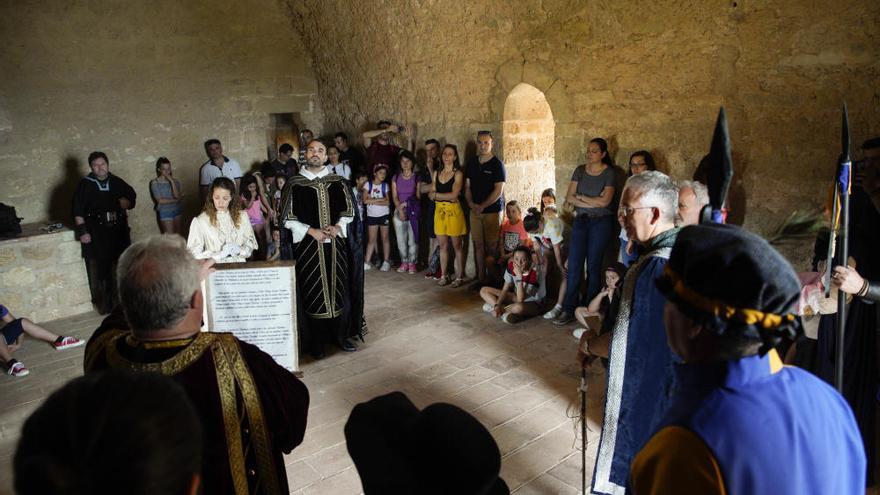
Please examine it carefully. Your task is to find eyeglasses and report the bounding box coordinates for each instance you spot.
[617,206,656,217]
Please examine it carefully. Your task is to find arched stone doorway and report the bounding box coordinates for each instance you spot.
[502,83,555,212]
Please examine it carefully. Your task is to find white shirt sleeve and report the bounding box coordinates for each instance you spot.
[237,212,259,260]
[285,219,311,243]
[336,216,352,239]
[230,160,243,179]
[187,216,216,259]
[199,164,211,186]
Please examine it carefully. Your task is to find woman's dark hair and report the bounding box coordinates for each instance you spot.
[205,177,242,228]
[540,188,556,213]
[604,262,627,288]
[589,138,614,166]
[155,156,171,175]
[15,370,202,495]
[523,207,542,233]
[240,173,258,193]
[441,144,461,171]
[628,150,656,176]
[398,150,416,170]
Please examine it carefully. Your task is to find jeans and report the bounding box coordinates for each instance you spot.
[392,214,418,263]
[562,214,614,312]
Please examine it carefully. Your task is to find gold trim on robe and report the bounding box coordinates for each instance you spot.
[86,331,282,495]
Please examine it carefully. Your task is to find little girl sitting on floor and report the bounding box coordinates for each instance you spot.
[479,246,543,324]
[571,262,626,340]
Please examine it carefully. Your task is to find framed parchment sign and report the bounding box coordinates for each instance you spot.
[202,261,299,372]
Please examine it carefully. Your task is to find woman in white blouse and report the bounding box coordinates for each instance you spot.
[187,177,258,263]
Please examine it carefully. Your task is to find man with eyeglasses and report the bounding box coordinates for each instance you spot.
[577,170,680,495]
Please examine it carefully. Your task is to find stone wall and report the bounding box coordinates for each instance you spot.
[0,0,323,244]
[288,0,880,264]
[0,226,91,322]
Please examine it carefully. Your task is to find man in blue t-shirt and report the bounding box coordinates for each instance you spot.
[465,130,506,288]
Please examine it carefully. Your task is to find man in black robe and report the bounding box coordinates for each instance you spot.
[281,139,357,359]
[84,235,309,495]
[72,151,136,314]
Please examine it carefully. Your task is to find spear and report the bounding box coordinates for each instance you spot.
[699,107,734,225]
[580,368,587,494]
[827,104,852,393]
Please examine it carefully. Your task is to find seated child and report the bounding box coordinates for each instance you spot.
[522,205,567,319]
[571,262,626,340]
[479,246,543,324]
[1,304,84,377]
[266,224,282,261]
[497,200,532,264]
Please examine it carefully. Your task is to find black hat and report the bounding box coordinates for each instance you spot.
[656,224,801,348]
[345,391,510,495]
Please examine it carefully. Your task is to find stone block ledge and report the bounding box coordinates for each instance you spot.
[0,223,91,322]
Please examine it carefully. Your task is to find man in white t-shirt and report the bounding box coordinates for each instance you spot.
[199,139,243,200]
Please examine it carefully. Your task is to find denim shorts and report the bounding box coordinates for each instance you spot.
[157,205,182,221]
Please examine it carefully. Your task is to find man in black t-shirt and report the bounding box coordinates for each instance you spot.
[262,143,297,182]
[465,131,506,288]
[334,132,365,175]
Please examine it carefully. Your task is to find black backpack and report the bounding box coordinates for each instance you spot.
[0,203,22,237]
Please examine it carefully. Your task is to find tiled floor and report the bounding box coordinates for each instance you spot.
[0,270,606,494]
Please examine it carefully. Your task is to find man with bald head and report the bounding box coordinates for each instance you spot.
[280,139,357,358]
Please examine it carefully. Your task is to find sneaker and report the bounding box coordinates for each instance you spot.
[572,328,587,340]
[7,361,28,377]
[501,313,522,325]
[364,262,373,271]
[424,270,436,279]
[482,303,495,313]
[53,336,84,351]
[552,311,573,326]
[543,305,563,320]
[396,264,407,273]
[380,261,391,272]
[407,263,417,274]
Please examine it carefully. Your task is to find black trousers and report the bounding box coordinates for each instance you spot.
[85,257,118,315]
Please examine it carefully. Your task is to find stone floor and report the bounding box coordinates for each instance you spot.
[4,269,878,494]
[0,269,606,494]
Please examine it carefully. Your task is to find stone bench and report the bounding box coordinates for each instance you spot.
[0,223,91,322]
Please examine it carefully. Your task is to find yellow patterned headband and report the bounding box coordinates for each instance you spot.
[662,266,796,331]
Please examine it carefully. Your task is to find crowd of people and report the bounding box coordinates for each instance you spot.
[4,119,880,494]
